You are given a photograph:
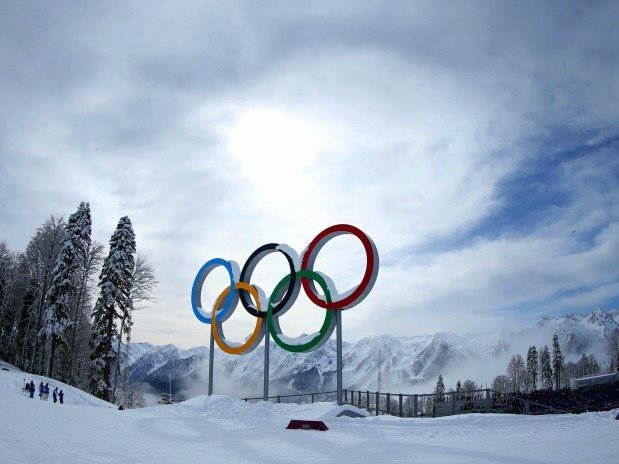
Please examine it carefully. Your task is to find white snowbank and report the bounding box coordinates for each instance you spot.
[1,360,617,464]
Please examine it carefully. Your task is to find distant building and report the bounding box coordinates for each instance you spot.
[570,372,619,389]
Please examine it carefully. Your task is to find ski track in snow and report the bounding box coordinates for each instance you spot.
[1,361,617,464]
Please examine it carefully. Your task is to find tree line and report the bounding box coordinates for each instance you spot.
[429,331,619,400]
[0,202,156,406]
[433,375,480,400]
[491,334,618,395]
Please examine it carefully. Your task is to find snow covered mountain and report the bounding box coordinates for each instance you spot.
[126,309,619,400]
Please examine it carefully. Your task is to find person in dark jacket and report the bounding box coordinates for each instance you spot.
[58,390,64,404]
[53,387,58,403]
[43,383,50,401]
[39,381,44,400]
[29,380,35,398]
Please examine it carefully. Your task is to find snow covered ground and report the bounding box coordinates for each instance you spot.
[1,360,617,464]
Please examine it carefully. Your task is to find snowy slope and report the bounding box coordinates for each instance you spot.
[0,359,114,408]
[126,309,618,398]
[0,368,617,464]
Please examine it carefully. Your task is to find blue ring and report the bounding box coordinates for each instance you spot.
[191,258,236,324]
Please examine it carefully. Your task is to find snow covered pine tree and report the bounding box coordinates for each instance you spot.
[89,216,135,402]
[41,202,92,380]
[526,346,538,392]
[552,335,565,389]
[434,375,445,402]
[540,345,553,390]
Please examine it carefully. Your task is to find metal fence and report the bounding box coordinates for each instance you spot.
[342,388,568,417]
[240,387,568,417]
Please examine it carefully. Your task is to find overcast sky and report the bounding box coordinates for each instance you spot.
[1,1,618,349]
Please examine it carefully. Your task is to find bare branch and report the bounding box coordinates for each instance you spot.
[129,253,157,310]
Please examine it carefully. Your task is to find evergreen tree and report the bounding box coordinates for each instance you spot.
[0,208,100,387]
[577,353,588,377]
[588,354,600,375]
[552,334,565,389]
[455,380,462,400]
[575,353,600,377]
[526,346,538,392]
[422,396,434,416]
[2,254,36,371]
[540,345,552,389]
[42,202,91,379]
[434,374,445,402]
[89,217,136,401]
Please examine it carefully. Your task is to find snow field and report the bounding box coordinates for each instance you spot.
[1,363,617,464]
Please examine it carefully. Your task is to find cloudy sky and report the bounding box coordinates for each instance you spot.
[1,1,618,349]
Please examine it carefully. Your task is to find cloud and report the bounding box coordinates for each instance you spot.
[0,1,618,348]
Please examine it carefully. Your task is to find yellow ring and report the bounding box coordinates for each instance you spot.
[212,282,264,355]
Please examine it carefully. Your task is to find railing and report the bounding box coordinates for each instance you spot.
[240,387,569,417]
[341,388,569,417]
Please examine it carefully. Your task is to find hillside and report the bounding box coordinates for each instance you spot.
[0,359,114,408]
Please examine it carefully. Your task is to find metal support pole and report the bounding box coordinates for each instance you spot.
[358,390,362,407]
[311,393,314,403]
[375,391,379,416]
[399,394,403,417]
[413,394,418,417]
[366,391,370,409]
[452,392,456,415]
[336,310,343,406]
[208,329,214,395]
[386,393,391,415]
[263,327,270,401]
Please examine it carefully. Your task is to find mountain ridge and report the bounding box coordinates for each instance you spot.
[126,308,618,400]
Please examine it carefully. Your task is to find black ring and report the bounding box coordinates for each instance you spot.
[239,243,300,318]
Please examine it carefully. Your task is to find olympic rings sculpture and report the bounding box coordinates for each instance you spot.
[191,224,379,354]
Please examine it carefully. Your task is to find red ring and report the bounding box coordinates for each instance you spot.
[301,224,378,310]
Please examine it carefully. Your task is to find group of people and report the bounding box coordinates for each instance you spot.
[24,380,64,404]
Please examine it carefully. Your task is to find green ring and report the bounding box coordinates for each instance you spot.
[267,270,334,353]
